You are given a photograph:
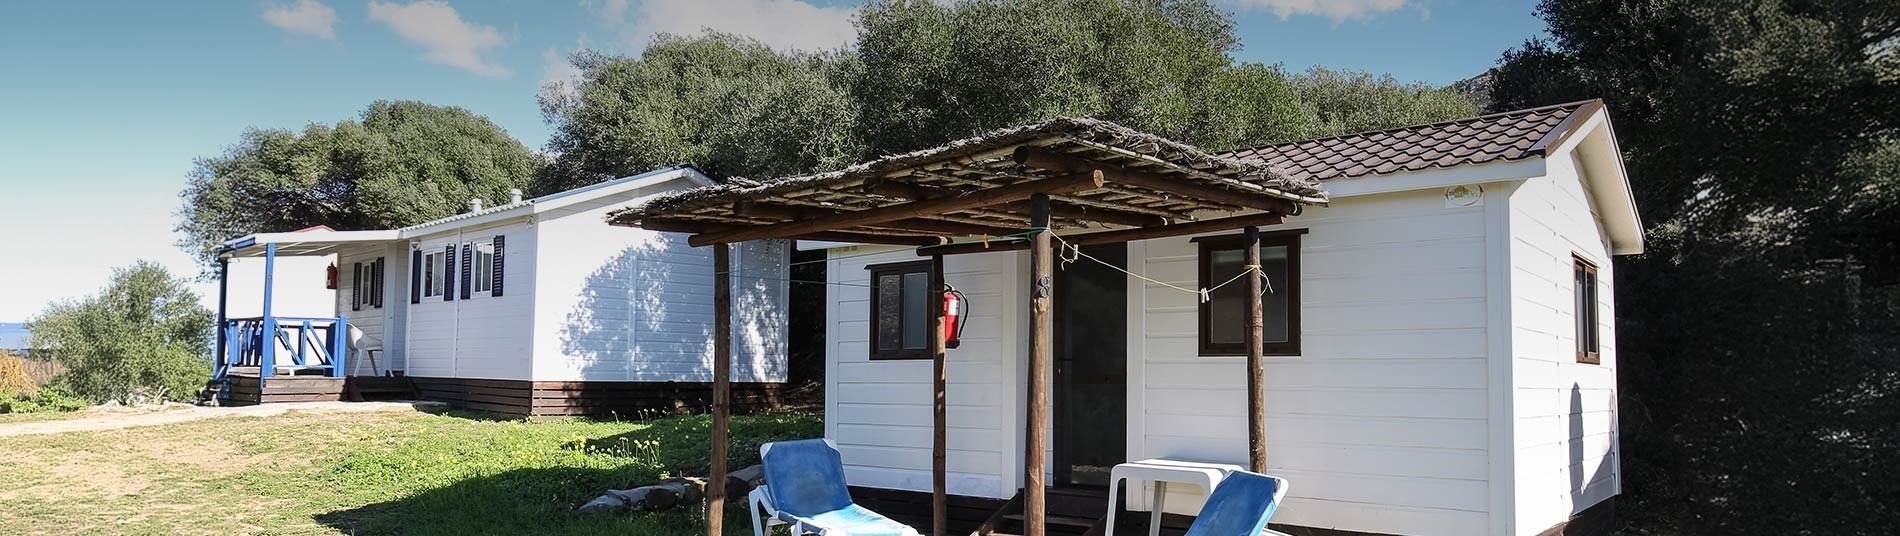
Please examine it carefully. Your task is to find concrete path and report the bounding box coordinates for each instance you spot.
[0,400,449,438]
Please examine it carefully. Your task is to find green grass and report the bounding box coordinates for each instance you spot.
[0,408,822,535]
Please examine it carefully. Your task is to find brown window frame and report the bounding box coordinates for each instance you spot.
[1195,230,1304,357]
[866,260,939,361]
[1574,254,1601,364]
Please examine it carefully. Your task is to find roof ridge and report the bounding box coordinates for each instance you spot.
[1228,99,1602,155]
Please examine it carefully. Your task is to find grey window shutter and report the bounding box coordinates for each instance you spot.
[351,262,363,311]
[461,243,473,300]
[491,235,505,297]
[372,258,385,308]
[410,250,422,304]
[444,244,457,301]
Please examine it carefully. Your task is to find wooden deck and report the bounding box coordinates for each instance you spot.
[218,370,346,406]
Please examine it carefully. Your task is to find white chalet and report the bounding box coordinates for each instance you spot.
[208,166,791,417]
[766,101,1636,536]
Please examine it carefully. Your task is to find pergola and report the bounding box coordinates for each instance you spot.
[605,117,1328,536]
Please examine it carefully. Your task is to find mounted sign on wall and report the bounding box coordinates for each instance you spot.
[1444,184,1485,208]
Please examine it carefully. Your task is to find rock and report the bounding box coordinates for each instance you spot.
[578,494,628,514]
[577,464,764,514]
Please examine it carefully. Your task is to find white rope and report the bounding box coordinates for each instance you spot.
[1047,233,1271,303]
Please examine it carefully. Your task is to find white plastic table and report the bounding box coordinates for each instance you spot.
[1104,458,1246,536]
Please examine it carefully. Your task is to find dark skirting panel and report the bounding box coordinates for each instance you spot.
[407,377,788,418]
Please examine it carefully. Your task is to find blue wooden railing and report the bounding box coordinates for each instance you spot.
[213,315,349,383]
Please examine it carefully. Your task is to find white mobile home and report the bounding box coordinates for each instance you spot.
[208,166,790,417]
[616,101,1637,536]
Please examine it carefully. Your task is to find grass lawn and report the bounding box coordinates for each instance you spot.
[0,408,822,536]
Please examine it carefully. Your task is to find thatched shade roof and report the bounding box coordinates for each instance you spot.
[606,117,1329,246]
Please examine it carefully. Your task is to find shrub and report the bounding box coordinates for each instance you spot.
[0,386,87,414]
[0,352,35,396]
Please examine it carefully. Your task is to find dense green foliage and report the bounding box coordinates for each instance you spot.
[0,409,822,534]
[178,100,541,267]
[26,262,213,404]
[538,37,862,193]
[0,386,87,414]
[1489,1,1900,532]
[541,0,1475,186]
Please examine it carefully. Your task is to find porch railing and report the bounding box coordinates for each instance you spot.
[213,315,349,382]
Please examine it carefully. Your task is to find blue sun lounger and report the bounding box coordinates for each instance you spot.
[1181,471,1290,536]
[749,438,922,536]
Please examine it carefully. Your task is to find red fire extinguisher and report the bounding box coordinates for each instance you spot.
[943,285,968,349]
[325,263,339,290]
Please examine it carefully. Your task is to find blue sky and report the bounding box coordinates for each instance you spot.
[0,0,1544,321]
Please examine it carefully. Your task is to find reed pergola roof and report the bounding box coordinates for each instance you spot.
[606,117,1329,247]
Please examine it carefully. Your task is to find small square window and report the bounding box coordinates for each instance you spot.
[1575,255,1601,364]
[867,260,937,360]
[1197,231,1302,356]
[472,242,495,295]
[423,252,444,298]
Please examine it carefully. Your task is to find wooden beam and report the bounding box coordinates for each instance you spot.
[929,255,948,536]
[707,243,732,536]
[735,201,1021,237]
[916,212,1286,257]
[642,219,949,247]
[1245,226,1267,473]
[1024,194,1052,536]
[996,199,1169,228]
[1013,146,1299,215]
[862,178,934,201]
[686,171,1105,246]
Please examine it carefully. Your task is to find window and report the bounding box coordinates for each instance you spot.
[1197,231,1302,356]
[867,260,936,360]
[1575,255,1601,364]
[472,242,495,295]
[423,251,444,298]
[353,258,386,310]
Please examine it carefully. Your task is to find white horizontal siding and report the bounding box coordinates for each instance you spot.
[826,247,1021,499]
[1132,187,1493,536]
[405,221,535,381]
[1508,150,1620,535]
[334,245,390,376]
[532,186,788,383]
[224,255,335,320]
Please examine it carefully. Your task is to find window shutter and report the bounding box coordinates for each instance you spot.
[461,243,473,300]
[411,250,422,304]
[491,235,506,297]
[372,258,385,308]
[444,244,457,301]
[351,262,363,311]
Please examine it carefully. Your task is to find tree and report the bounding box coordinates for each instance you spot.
[854,0,1333,153]
[538,35,863,192]
[178,100,542,268]
[1290,67,1479,136]
[27,262,213,404]
[1489,1,1900,532]
[538,0,1479,192]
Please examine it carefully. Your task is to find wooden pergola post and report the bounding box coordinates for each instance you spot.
[1244,226,1267,473]
[929,254,949,536]
[1024,194,1053,536]
[708,243,732,536]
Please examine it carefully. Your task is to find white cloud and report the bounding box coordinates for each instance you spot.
[600,0,857,53]
[1233,0,1411,22]
[539,46,584,101]
[263,0,339,40]
[367,0,511,77]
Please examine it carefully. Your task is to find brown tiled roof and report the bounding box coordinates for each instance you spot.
[1224,100,1602,181]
